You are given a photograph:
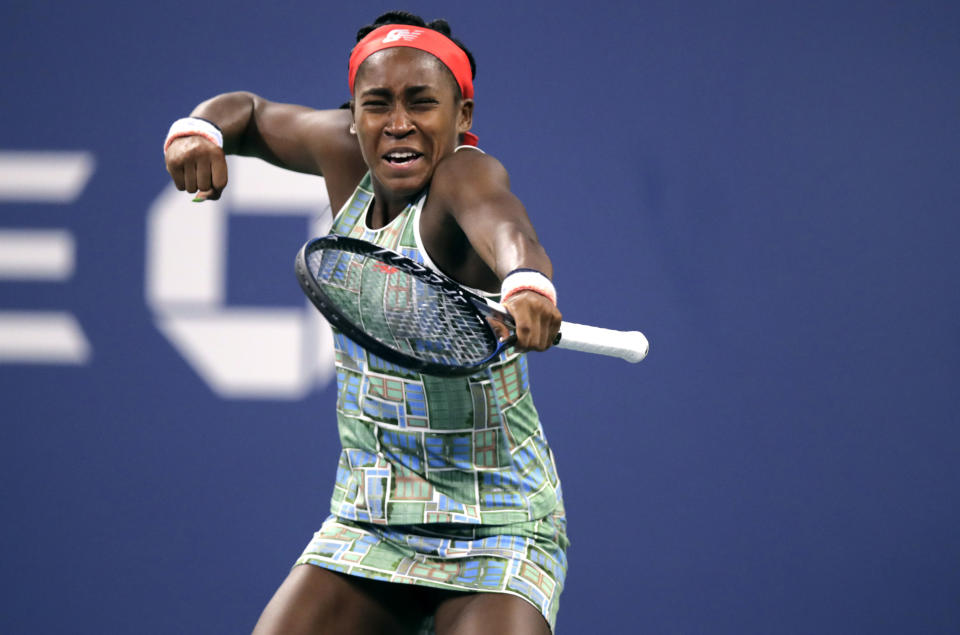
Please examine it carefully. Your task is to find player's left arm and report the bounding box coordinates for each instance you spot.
[431,151,561,351]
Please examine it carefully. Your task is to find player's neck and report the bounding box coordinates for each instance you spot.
[366,187,421,230]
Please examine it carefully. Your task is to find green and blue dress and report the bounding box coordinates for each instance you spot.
[296,164,569,632]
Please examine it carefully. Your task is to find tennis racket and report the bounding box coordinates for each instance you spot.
[295,235,649,376]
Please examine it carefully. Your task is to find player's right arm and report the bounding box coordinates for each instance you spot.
[164,92,364,202]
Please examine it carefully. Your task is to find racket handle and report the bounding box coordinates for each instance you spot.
[556,321,649,363]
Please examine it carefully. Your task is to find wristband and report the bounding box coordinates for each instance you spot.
[164,117,224,153]
[500,268,557,306]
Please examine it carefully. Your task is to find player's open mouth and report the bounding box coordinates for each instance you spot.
[383,151,423,166]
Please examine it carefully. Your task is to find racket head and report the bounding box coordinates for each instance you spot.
[295,234,514,377]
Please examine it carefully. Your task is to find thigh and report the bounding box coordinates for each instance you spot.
[433,592,551,635]
[251,563,422,635]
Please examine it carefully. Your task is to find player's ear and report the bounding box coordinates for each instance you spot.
[457,99,474,135]
[348,100,358,135]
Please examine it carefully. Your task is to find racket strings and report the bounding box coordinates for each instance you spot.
[309,248,496,366]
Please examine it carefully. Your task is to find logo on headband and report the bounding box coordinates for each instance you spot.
[382,28,423,43]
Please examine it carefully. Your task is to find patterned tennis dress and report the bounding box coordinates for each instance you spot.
[296,164,569,632]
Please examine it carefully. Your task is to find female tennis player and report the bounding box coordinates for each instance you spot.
[164,11,567,634]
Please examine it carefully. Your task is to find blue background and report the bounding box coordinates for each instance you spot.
[3,1,959,633]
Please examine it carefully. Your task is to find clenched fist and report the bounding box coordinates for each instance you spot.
[165,135,228,201]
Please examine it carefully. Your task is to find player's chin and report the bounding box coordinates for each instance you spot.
[375,164,433,195]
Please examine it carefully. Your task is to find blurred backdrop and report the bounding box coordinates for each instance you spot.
[2,1,958,633]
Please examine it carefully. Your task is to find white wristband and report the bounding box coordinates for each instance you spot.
[164,117,223,153]
[500,269,557,306]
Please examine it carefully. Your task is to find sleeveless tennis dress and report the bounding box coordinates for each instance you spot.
[295,158,569,632]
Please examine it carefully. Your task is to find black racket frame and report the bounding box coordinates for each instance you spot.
[295,234,516,377]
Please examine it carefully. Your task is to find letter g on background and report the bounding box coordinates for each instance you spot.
[145,156,335,399]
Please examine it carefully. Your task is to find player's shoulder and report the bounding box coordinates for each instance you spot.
[295,108,363,174]
[295,107,353,143]
[301,106,353,126]
[432,146,510,196]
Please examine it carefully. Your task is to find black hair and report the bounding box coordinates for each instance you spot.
[355,11,477,82]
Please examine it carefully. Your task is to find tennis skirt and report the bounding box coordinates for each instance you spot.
[295,510,570,633]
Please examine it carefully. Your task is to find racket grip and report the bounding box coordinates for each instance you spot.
[555,321,649,362]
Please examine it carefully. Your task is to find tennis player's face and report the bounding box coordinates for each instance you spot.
[353,47,473,199]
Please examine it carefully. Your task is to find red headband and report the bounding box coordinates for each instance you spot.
[349,25,474,99]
